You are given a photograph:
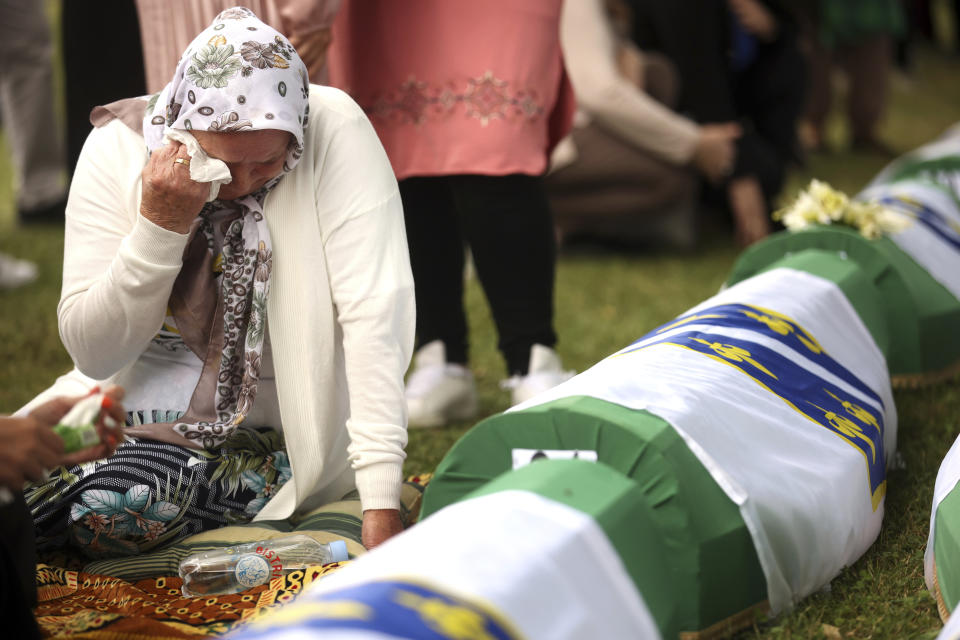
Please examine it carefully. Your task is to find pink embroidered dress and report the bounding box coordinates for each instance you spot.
[327,0,575,180]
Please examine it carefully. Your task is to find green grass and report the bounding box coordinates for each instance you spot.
[1,38,959,639]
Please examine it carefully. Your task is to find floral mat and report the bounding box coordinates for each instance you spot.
[35,561,348,638]
[31,474,431,639]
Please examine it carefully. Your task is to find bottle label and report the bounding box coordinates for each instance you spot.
[54,424,100,454]
[53,394,105,454]
[255,544,286,579]
[234,554,271,588]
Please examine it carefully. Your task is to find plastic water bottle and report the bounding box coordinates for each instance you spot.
[53,393,118,453]
[178,534,350,597]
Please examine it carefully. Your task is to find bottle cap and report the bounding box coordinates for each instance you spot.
[328,539,349,562]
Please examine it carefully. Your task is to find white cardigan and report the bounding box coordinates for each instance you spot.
[23,86,415,519]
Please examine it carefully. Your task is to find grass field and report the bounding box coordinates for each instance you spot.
[1,38,959,639]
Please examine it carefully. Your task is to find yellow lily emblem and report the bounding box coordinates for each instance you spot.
[742,305,823,354]
[809,402,877,463]
[824,389,880,431]
[692,338,776,379]
[394,590,497,640]
[742,309,793,336]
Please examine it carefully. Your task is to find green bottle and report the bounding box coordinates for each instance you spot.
[52,394,103,453]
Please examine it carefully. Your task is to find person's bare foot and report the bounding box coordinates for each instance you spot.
[728,176,771,247]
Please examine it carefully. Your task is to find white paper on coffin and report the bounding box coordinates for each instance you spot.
[233,490,661,640]
[512,268,897,615]
[511,448,598,470]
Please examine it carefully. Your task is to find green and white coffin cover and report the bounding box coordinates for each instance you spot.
[229,490,661,640]
[859,177,960,301]
[869,124,960,197]
[927,434,960,619]
[511,267,897,614]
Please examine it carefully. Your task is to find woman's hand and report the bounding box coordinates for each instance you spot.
[693,123,741,183]
[361,508,404,550]
[140,142,209,234]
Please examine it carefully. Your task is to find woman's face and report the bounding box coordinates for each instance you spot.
[191,130,292,200]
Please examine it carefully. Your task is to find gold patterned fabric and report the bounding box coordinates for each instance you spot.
[31,476,429,638]
[35,561,348,639]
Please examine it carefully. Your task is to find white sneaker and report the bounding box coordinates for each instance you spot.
[405,340,478,428]
[501,344,575,406]
[0,252,38,290]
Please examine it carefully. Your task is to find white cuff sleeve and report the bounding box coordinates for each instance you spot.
[355,461,404,511]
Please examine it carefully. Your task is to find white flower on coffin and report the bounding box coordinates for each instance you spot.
[808,178,848,223]
[779,192,816,229]
[874,204,912,235]
[774,179,912,240]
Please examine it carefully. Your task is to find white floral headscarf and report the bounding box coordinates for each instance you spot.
[137,8,310,449]
[143,6,310,170]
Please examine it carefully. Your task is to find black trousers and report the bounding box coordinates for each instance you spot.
[0,494,41,640]
[400,174,557,375]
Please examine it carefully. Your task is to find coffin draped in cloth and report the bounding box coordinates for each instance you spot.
[422,266,897,638]
[729,125,960,387]
[226,468,663,640]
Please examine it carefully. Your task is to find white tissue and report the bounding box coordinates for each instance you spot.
[163,129,233,202]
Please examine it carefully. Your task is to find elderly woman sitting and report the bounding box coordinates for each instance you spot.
[20,8,414,557]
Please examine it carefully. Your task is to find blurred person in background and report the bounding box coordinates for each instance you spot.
[794,0,906,155]
[547,0,741,249]
[62,2,146,177]
[625,0,807,246]
[0,0,65,288]
[328,0,576,428]
[135,0,341,92]
[0,0,67,225]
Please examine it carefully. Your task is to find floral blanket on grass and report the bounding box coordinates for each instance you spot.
[35,561,348,639]
[32,475,430,639]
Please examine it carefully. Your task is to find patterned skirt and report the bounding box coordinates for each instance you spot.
[26,411,291,559]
